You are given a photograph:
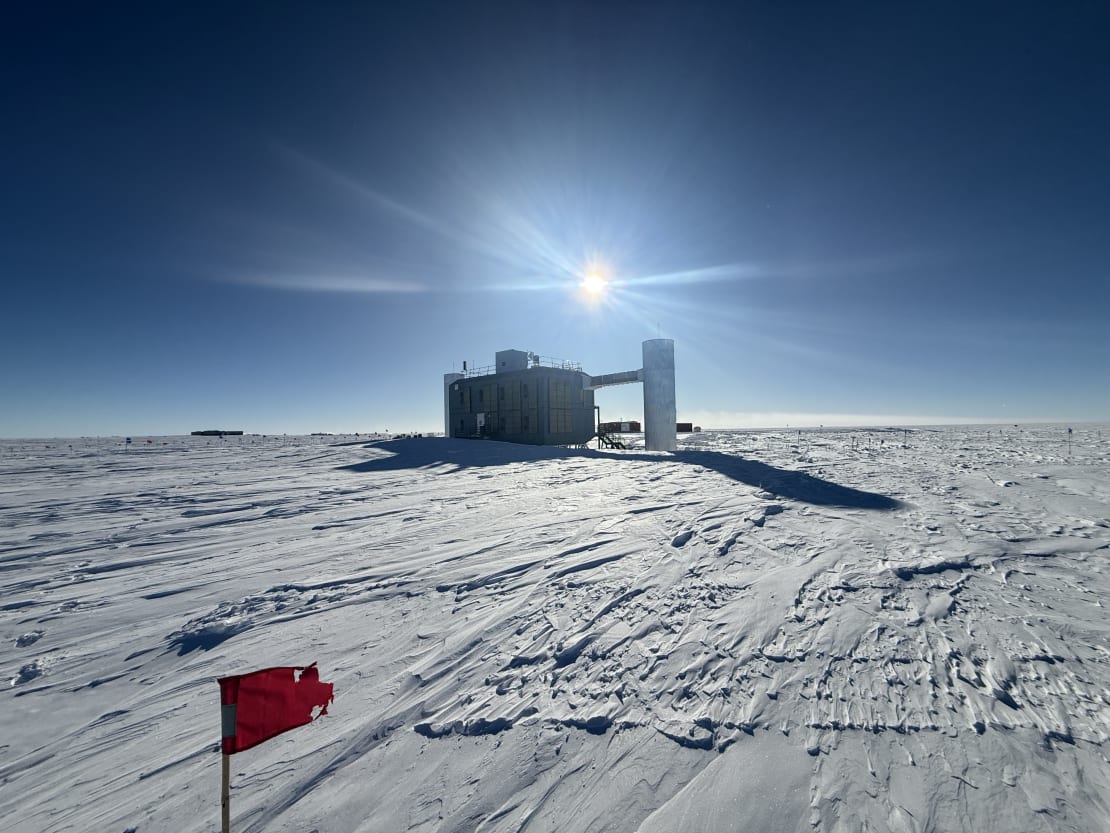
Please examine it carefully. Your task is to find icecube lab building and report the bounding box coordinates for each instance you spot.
[444,339,676,451]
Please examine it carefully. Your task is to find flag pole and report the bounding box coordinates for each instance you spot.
[221,753,231,833]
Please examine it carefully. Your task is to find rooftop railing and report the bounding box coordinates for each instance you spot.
[461,355,582,378]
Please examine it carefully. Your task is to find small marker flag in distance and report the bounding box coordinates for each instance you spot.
[219,663,333,754]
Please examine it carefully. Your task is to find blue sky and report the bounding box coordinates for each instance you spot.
[2,2,1108,437]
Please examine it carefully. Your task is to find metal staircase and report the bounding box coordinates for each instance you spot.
[596,430,627,450]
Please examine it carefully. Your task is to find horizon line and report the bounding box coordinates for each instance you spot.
[2,419,1107,442]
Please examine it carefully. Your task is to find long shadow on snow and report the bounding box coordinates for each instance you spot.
[339,438,903,510]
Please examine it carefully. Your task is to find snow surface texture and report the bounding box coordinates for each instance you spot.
[2,427,1109,833]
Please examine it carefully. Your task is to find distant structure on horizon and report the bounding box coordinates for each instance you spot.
[444,339,676,451]
[599,420,641,433]
[191,429,244,436]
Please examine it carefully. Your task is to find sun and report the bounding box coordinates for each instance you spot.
[582,272,607,295]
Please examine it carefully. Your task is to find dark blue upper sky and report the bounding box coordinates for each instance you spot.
[3,2,1108,436]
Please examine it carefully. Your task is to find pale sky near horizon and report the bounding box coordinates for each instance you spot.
[2,2,1108,438]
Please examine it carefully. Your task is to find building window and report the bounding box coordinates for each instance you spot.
[523,415,529,431]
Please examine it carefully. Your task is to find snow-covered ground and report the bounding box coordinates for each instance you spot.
[2,426,1108,832]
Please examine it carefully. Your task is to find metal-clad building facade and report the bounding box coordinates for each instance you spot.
[447,355,596,445]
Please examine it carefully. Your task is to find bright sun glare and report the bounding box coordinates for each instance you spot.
[582,273,607,295]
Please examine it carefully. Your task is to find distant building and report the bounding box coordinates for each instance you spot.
[191,429,244,436]
[599,420,641,433]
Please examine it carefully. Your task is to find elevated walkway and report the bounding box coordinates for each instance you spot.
[585,369,642,389]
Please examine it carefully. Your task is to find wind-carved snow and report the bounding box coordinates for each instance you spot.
[1,427,1108,832]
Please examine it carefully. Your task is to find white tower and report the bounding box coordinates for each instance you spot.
[642,339,676,452]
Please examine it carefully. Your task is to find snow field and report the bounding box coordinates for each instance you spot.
[1,426,1108,832]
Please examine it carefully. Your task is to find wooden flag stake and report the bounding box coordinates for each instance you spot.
[221,753,231,833]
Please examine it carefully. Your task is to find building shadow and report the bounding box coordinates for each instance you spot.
[339,438,903,511]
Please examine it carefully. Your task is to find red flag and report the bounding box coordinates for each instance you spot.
[219,664,333,754]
